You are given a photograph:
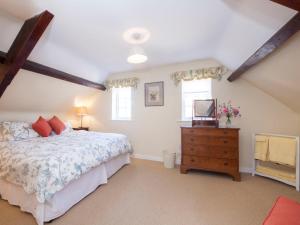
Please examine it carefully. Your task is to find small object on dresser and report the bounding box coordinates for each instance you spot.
[192,99,218,127]
[73,127,89,131]
[217,101,241,128]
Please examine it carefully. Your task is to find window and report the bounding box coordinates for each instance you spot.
[181,79,212,120]
[112,87,132,120]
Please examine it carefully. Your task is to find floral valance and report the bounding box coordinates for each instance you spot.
[171,66,227,85]
[105,77,139,90]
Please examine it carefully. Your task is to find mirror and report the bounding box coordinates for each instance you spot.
[194,99,216,118]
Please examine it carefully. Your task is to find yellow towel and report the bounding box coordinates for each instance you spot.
[255,135,269,161]
[256,165,296,183]
[268,137,297,167]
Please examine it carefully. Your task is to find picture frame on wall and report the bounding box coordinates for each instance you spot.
[144,81,164,107]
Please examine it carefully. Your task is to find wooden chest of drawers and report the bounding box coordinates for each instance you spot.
[180,126,240,181]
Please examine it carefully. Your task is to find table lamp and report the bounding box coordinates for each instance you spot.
[76,106,88,128]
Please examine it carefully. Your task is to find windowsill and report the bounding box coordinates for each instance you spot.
[177,119,192,123]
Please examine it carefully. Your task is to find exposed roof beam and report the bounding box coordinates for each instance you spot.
[0,51,106,91]
[228,12,300,82]
[0,10,54,97]
[271,0,300,11]
[22,59,106,90]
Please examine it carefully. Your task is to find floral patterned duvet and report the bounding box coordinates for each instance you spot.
[0,131,132,203]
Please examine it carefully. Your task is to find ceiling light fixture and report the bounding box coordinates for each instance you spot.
[123,27,150,64]
[127,46,148,64]
[123,27,150,44]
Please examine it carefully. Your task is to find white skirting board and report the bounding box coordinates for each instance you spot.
[132,153,163,162]
[131,154,252,173]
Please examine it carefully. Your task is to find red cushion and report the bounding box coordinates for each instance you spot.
[48,116,66,135]
[263,197,300,225]
[32,117,52,137]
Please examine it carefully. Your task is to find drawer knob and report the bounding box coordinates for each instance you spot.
[224,162,229,166]
[190,159,195,162]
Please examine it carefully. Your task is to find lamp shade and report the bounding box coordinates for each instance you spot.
[127,46,148,64]
[76,106,88,116]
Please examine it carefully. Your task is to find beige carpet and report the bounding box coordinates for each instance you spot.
[1,158,300,225]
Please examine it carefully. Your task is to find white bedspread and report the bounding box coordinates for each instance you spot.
[0,131,132,203]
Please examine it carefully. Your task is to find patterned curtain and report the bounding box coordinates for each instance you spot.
[171,66,227,85]
[105,77,139,90]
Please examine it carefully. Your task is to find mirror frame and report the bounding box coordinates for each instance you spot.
[193,99,217,118]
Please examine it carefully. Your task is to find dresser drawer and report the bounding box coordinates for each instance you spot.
[182,128,208,136]
[182,135,208,145]
[208,129,238,138]
[208,137,238,147]
[183,155,237,171]
[211,158,238,171]
[182,155,209,167]
[183,144,237,159]
[182,128,239,138]
[210,146,238,159]
[182,144,210,157]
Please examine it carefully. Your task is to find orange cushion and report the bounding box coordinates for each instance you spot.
[32,117,52,137]
[48,116,66,135]
[263,197,300,225]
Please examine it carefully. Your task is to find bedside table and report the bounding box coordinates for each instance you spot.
[73,127,89,131]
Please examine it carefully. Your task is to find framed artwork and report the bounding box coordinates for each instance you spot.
[144,81,164,107]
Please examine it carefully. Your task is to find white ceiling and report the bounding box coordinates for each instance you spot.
[0,0,297,83]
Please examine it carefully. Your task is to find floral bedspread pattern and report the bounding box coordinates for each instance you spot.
[0,131,132,203]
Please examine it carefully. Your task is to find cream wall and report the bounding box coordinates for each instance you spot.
[0,69,100,127]
[243,31,300,113]
[90,59,300,171]
[1,59,299,171]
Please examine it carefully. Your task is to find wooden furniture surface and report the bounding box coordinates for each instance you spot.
[181,126,240,181]
[73,127,89,131]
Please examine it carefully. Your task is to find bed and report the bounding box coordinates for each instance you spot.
[0,123,132,225]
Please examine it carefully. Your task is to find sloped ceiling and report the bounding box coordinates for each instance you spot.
[243,31,300,113]
[0,0,299,115]
[0,0,297,83]
[0,69,98,112]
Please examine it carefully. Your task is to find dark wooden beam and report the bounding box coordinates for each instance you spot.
[271,0,300,11]
[228,12,300,82]
[0,50,106,91]
[0,11,54,97]
[23,60,106,90]
[0,51,5,64]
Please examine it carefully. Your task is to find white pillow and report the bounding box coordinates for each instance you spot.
[63,121,73,133]
[0,121,39,141]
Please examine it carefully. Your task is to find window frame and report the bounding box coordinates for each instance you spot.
[181,79,212,121]
[111,87,132,121]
